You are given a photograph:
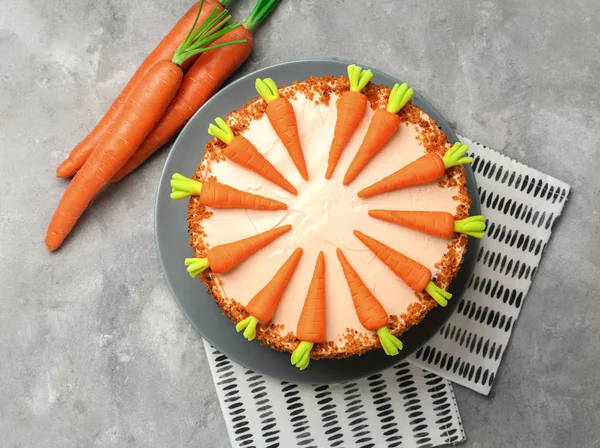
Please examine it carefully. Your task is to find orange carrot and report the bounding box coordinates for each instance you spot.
[207,118,297,195]
[325,65,373,179]
[56,0,226,178]
[46,6,243,251]
[353,230,431,292]
[296,251,326,343]
[246,248,303,322]
[169,173,287,210]
[208,225,292,273]
[369,210,455,239]
[256,78,308,180]
[358,142,472,198]
[112,0,282,181]
[336,248,388,331]
[343,83,413,186]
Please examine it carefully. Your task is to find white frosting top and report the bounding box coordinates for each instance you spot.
[201,90,462,347]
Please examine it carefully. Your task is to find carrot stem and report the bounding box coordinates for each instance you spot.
[208,117,234,144]
[454,215,487,238]
[170,173,202,199]
[236,315,259,341]
[386,83,414,113]
[243,0,281,31]
[377,326,403,356]
[442,142,473,168]
[348,64,373,93]
[291,341,313,370]
[425,281,453,307]
[255,78,280,103]
[185,257,209,277]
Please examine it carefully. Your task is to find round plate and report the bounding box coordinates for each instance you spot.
[155,59,480,384]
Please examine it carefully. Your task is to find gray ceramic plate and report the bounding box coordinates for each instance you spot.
[155,59,480,384]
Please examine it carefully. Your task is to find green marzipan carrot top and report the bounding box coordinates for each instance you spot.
[348,64,373,93]
[386,82,414,114]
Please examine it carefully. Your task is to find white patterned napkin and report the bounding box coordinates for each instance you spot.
[204,139,570,447]
[408,136,571,395]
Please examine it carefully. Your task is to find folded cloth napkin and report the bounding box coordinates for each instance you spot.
[204,138,570,447]
[409,137,571,395]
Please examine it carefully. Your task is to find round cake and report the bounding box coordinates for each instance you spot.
[181,70,479,366]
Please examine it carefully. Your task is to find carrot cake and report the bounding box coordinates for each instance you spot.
[174,65,485,369]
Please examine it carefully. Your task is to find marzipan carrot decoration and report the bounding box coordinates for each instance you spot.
[369,210,487,239]
[112,0,283,181]
[256,78,309,180]
[185,225,292,277]
[336,248,403,356]
[325,64,373,179]
[56,0,229,178]
[46,5,243,251]
[291,251,325,370]
[343,82,414,186]
[208,118,297,195]
[236,248,303,341]
[170,173,287,210]
[358,142,473,198]
[353,230,452,307]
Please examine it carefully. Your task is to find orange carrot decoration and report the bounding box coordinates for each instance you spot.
[353,230,452,307]
[291,251,325,370]
[325,64,373,179]
[358,142,473,198]
[336,248,403,356]
[185,225,292,277]
[343,82,414,186]
[369,210,487,239]
[208,118,297,195]
[170,173,287,210]
[236,248,303,341]
[256,78,309,180]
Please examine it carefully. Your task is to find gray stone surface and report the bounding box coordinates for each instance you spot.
[1,0,599,446]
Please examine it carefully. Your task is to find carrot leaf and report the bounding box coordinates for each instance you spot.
[377,326,403,356]
[442,142,473,168]
[291,340,313,370]
[255,78,281,104]
[170,173,203,199]
[425,281,452,307]
[454,215,487,238]
[172,3,243,66]
[386,82,414,114]
[243,0,281,31]
[185,257,209,277]
[208,117,234,144]
[347,64,373,93]
[236,315,259,341]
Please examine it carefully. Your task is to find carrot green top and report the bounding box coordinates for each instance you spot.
[242,0,282,31]
[347,64,373,93]
[255,78,281,104]
[442,142,473,168]
[386,83,414,114]
[208,117,234,145]
[171,1,244,66]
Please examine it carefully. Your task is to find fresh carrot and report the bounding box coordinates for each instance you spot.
[358,142,472,198]
[185,225,292,277]
[256,78,308,180]
[46,5,243,251]
[369,210,487,239]
[112,0,282,181]
[343,83,414,186]
[325,65,373,179]
[291,251,325,370]
[353,230,453,306]
[336,248,403,356]
[56,0,227,179]
[236,248,303,341]
[335,248,387,331]
[170,173,287,210]
[207,118,297,195]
